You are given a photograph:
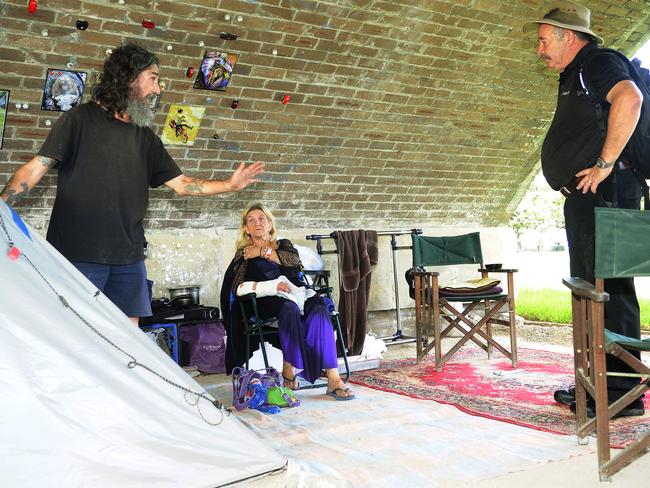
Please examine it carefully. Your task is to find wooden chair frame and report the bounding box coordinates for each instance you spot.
[564,276,650,481]
[413,265,518,371]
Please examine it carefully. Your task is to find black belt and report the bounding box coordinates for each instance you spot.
[559,159,634,197]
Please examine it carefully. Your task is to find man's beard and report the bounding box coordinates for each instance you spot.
[125,93,159,127]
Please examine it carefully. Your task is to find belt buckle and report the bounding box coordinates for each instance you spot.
[560,186,571,197]
[616,159,632,171]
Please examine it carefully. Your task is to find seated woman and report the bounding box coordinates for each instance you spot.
[220,202,354,401]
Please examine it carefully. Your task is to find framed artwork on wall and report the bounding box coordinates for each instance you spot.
[41,68,87,112]
[193,51,238,91]
[161,104,205,146]
[0,89,9,149]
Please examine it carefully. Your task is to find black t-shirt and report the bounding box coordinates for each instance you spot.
[541,43,633,190]
[39,102,182,264]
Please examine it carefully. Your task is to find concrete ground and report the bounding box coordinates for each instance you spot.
[197,323,649,487]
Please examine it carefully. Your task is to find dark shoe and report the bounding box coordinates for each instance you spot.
[570,399,645,418]
[554,386,576,405]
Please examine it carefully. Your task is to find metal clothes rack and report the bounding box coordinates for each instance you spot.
[306,228,422,346]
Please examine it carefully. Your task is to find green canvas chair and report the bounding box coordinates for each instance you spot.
[563,207,650,481]
[412,232,518,370]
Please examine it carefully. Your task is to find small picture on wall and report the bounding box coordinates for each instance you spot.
[161,104,205,146]
[41,69,87,112]
[0,89,9,150]
[193,51,238,91]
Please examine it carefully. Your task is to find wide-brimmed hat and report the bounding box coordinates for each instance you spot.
[523,2,603,44]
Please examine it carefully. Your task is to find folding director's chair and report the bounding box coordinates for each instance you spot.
[412,232,518,370]
[563,207,650,481]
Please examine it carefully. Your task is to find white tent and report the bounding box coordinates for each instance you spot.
[0,201,285,487]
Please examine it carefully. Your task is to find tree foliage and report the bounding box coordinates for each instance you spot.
[509,176,564,250]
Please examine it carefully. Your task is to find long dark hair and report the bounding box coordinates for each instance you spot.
[92,44,159,116]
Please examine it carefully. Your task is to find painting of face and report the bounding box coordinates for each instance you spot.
[41,69,87,112]
[193,51,238,91]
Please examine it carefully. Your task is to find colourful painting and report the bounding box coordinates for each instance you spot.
[41,69,87,112]
[193,51,238,91]
[161,104,205,146]
[0,89,8,149]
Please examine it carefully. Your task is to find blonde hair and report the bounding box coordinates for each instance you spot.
[235,202,277,250]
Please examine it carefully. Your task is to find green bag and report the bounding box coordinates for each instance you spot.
[266,386,300,408]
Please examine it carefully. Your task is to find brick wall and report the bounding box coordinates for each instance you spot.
[1,0,650,232]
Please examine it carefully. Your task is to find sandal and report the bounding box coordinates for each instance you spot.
[282,374,299,390]
[326,387,355,401]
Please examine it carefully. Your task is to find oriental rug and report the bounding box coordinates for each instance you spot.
[350,347,649,448]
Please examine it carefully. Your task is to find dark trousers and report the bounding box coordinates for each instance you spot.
[563,169,642,400]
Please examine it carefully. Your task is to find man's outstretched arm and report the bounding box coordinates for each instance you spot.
[164,161,264,196]
[1,155,58,206]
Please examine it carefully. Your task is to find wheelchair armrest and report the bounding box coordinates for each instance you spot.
[562,277,609,302]
[303,269,331,291]
[238,292,257,301]
[303,269,330,278]
[311,285,334,295]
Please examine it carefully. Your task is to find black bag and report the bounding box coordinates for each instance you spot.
[405,267,427,300]
[577,48,650,189]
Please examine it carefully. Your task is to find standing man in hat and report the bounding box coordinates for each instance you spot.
[0,44,264,324]
[523,2,645,416]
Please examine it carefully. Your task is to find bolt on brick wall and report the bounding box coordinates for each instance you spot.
[1,0,649,232]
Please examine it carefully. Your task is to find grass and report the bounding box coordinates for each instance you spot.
[517,287,650,331]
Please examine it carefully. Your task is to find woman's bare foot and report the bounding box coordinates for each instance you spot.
[282,361,299,390]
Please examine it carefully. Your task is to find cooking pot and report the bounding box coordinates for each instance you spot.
[167,284,200,307]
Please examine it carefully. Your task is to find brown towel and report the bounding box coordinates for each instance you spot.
[337,230,379,355]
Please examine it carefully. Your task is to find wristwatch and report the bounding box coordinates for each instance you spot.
[595,156,615,169]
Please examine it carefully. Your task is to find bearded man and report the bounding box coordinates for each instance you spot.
[1,44,264,323]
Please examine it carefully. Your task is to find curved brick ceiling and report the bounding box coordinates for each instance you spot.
[1,0,649,230]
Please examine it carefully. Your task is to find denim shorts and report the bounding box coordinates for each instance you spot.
[72,260,152,318]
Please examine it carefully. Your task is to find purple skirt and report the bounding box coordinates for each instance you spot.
[246,258,338,383]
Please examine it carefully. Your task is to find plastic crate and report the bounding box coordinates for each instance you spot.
[141,323,179,364]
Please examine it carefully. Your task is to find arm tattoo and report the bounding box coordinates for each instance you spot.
[37,155,57,168]
[184,178,207,194]
[1,177,30,206]
[0,155,56,205]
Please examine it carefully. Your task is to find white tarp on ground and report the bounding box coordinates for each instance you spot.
[0,201,285,487]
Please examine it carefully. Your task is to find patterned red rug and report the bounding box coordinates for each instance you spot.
[350,347,649,448]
